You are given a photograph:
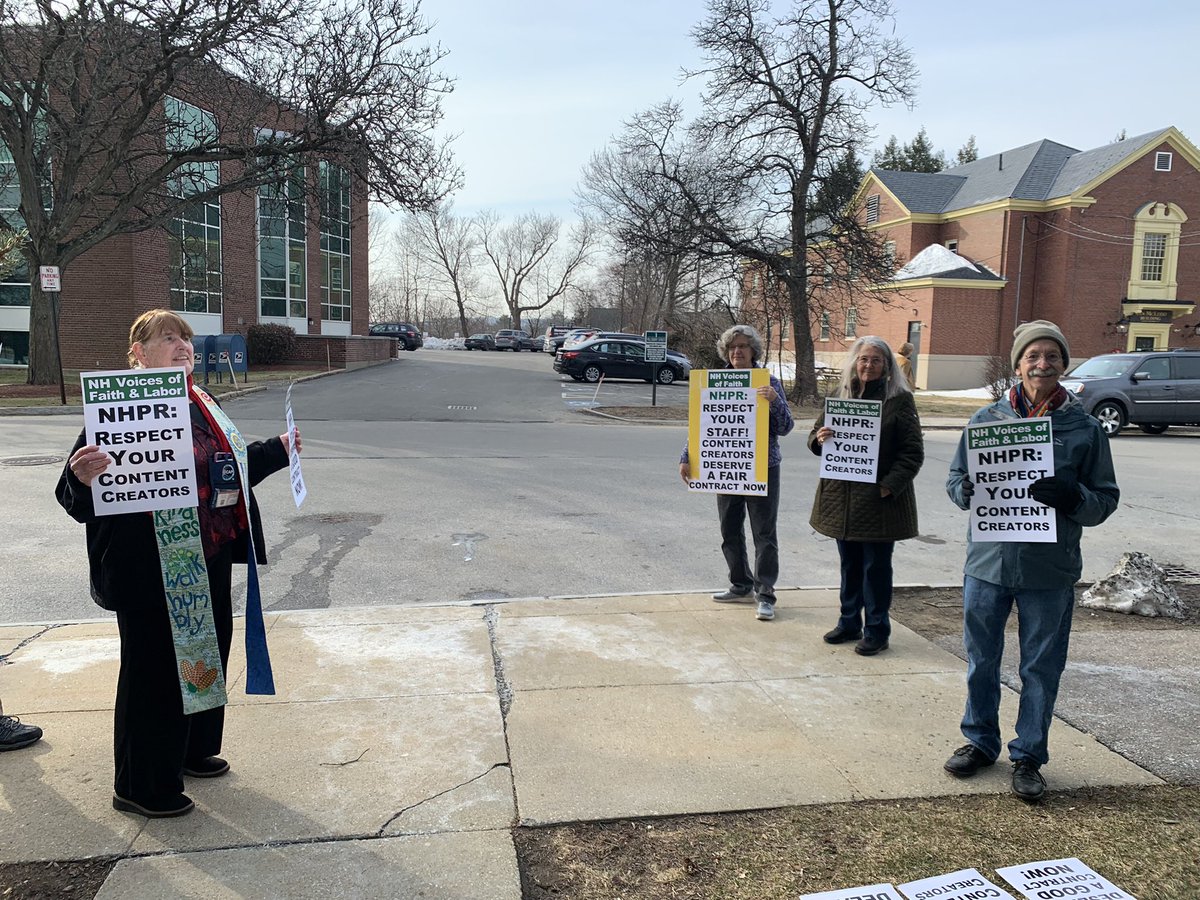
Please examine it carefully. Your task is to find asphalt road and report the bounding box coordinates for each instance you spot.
[4,349,1200,624]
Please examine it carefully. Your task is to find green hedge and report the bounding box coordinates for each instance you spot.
[247,323,297,365]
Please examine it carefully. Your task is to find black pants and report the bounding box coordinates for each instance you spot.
[113,543,233,804]
[715,465,780,601]
[835,539,895,641]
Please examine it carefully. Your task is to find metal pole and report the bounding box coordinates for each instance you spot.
[652,363,658,407]
[49,290,66,405]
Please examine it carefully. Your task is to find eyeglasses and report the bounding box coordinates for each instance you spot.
[857,357,885,367]
[1021,352,1063,365]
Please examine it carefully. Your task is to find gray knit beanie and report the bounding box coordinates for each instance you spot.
[1011,320,1070,370]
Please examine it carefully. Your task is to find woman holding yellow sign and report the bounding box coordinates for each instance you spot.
[56,309,299,818]
[809,336,924,656]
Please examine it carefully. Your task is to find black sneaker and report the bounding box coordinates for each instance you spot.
[943,743,995,778]
[0,715,42,751]
[854,635,889,656]
[1011,759,1046,802]
[822,626,862,644]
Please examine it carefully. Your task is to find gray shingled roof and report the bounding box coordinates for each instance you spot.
[872,169,964,212]
[870,129,1173,215]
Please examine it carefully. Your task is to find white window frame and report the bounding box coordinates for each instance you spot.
[1155,152,1173,172]
[945,239,959,254]
[819,311,830,341]
[845,307,858,338]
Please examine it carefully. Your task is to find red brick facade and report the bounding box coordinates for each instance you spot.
[742,129,1200,388]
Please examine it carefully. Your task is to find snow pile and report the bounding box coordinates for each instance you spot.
[894,244,980,280]
[1080,552,1186,618]
[423,336,464,350]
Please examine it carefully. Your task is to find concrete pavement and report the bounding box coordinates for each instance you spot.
[0,588,1161,898]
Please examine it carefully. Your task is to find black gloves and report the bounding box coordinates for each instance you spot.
[960,477,974,506]
[1029,473,1082,512]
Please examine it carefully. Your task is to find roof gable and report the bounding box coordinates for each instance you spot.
[864,127,1195,218]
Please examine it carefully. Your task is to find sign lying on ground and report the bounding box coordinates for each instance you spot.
[995,858,1136,900]
[81,367,198,516]
[819,397,882,483]
[686,368,769,495]
[798,883,905,900]
[965,417,1057,543]
[898,868,1017,900]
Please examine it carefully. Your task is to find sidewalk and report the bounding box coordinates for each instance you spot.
[0,588,1159,898]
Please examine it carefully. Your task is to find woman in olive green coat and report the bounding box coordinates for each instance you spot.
[809,336,924,655]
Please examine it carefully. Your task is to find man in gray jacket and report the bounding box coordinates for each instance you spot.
[944,320,1119,801]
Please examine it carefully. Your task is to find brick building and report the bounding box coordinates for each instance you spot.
[745,127,1200,389]
[0,96,384,371]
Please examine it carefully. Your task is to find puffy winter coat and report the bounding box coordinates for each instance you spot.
[808,383,924,542]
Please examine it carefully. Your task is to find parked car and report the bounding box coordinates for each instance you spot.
[494,329,541,351]
[561,328,600,349]
[542,324,579,353]
[464,333,496,351]
[369,322,423,351]
[1061,349,1200,436]
[553,338,691,384]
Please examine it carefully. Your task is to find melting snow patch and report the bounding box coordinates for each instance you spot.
[1081,552,1185,618]
[22,636,120,674]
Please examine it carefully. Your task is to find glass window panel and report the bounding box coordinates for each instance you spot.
[261,297,286,317]
[0,284,30,306]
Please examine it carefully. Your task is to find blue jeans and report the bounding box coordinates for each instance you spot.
[835,540,894,641]
[960,575,1075,766]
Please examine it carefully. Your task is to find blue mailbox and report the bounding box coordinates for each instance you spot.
[206,333,249,384]
[191,335,211,381]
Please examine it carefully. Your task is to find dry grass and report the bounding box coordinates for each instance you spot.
[516,785,1200,899]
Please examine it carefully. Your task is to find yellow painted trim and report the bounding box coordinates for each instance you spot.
[1124,323,1172,351]
[867,197,1095,230]
[871,277,1007,291]
[1121,300,1196,316]
[1126,202,1188,300]
[1074,127,1200,198]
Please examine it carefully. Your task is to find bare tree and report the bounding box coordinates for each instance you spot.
[410,203,480,338]
[0,0,458,383]
[619,0,916,402]
[476,210,592,332]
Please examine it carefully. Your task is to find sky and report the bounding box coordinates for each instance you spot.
[408,0,1200,223]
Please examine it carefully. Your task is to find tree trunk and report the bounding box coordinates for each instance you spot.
[787,275,819,405]
[26,275,64,386]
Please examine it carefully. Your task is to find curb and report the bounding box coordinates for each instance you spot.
[0,368,345,416]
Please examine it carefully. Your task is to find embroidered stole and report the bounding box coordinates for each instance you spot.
[191,385,276,695]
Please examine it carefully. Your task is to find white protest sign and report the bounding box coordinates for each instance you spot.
[686,368,769,495]
[996,858,1136,900]
[966,418,1056,543]
[819,397,882,483]
[81,367,197,516]
[285,383,307,508]
[797,882,905,900]
[898,868,1017,900]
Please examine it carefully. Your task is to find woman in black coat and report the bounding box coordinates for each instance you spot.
[57,309,298,818]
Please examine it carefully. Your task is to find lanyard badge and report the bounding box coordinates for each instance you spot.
[209,451,242,509]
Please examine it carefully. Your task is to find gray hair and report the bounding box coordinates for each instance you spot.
[716,324,764,366]
[835,336,911,401]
